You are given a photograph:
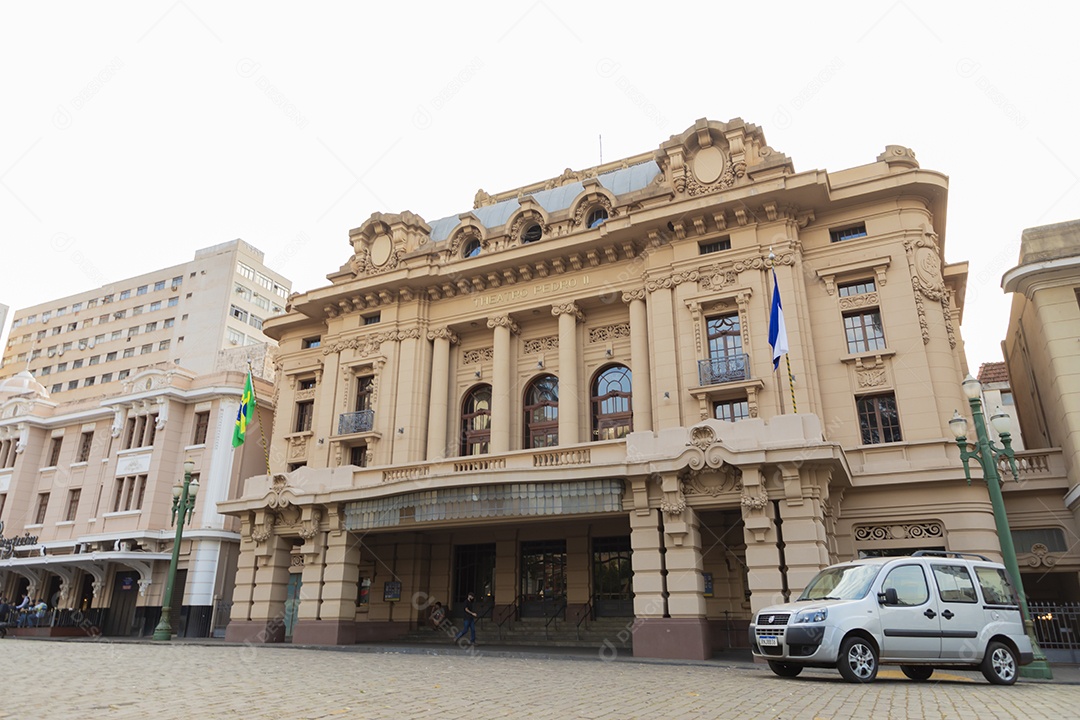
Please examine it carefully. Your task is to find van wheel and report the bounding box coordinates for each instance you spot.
[981,641,1018,685]
[837,636,878,683]
[768,661,803,678]
[901,665,934,681]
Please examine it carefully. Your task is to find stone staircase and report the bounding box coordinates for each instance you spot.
[397,616,636,650]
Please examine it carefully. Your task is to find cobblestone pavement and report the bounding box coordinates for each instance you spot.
[1,639,1078,719]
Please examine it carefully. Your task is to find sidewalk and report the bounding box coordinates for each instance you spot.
[10,632,1080,684]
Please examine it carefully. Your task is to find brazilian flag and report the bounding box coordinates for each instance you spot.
[232,371,255,447]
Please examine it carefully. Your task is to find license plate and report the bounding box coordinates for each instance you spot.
[758,636,779,647]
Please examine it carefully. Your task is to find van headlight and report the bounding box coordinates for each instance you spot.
[794,608,827,623]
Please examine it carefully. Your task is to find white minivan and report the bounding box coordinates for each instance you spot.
[749,551,1034,684]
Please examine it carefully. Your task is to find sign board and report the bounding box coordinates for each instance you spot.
[383,581,402,603]
[702,572,714,598]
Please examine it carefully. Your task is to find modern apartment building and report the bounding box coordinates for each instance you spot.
[217,118,1068,660]
[1,239,290,396]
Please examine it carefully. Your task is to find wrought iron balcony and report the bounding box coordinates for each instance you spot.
[697,354,750,386]
[338,409,375,435]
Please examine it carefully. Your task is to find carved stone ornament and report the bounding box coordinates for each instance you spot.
[621,289,646,303]
[299,508,323,540]
[571,194,617,226]
[855,355,888,389]
[904,229,956,348]
[680,466,743,497]
[740,486,769,510]
[523,336,559,354]
[853,522,943,542]
[486,315,521,334]
[588,323,630,343]
[838,292,880,311]
[287,435,309,460]
[290,554,305,567]
[689,425,716,451]
[427,327,460,344]
[679,144,746,196]
[1024,543,1059,568]
[551,302,585,322]
[462,346,494,364]
[251,514,276,545]
[700,268,738,291]
[508,212,550,244]
[266,474,295,510]
[645,270,699,293]
[448,226,483,258]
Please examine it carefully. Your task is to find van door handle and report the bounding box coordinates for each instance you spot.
[924,609,936,619]
[942,610,955,620]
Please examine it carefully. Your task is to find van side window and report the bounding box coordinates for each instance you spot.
[932,564,978,603]
[975,567,1017,606]
[881,564,929,606]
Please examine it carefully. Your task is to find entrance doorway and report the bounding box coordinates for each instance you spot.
[520,540,566,618]
[104,571,139,636]
[284,574,302,639]
[453,544,495,618]
[592,536,633,617]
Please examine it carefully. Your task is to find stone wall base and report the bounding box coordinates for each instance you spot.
[353,621,409,643]
[632,617,711,660]
[224,619,285,644]
[291,620,357,646]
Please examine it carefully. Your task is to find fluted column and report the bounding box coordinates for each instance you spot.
[487,315,519,453]
[624,290,653,432]
[552,302,584,445]
[426,328,458,460]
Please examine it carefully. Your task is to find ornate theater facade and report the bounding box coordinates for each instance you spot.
[218,118,1057,659]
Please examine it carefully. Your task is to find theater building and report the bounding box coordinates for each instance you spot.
[220,117,1070,659]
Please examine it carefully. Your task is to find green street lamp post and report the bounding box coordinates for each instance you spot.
[949,374,1053,680]
[152,459,199,642]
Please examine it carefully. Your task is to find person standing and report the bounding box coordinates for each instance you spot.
[14,594,30,627]
[454,592,478,645]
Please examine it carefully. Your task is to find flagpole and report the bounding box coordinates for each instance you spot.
[785,353,797,414]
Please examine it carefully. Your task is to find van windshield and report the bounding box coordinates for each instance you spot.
[798,564,881,601]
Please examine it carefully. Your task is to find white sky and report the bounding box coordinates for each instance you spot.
[2,2,1077,372]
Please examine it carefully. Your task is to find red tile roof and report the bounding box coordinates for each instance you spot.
[977,361,1009,384]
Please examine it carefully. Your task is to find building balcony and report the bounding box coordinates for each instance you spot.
[697,354,750,387]
[338,409,375,436]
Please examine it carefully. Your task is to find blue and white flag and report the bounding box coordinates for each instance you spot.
[768,269,789,370]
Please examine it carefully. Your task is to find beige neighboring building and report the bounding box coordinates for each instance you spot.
[1002,220,1080,603]
[0,367,275,637]
[219,117,1055,660]
[976,361,1025,451]
[1,239,290,395]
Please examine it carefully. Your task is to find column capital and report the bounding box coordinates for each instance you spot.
[551,302,585,322]
[487,315,520,334]
[621,289,646,303]
[426,327,460,344]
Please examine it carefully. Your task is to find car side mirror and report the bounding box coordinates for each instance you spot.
[877,588,899,605]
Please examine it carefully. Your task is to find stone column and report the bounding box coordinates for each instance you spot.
[426,328,458,460]
[629,506,665,621]
[225,514,292,644]
[647,285,681,427]
[487,315,518,453]
[552,302,584,445]
[392,329,427,464]
[740,466,786,612]
[624,290,653,432]
[776,466,831,594]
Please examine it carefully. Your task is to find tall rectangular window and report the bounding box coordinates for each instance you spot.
[76,431,94,462]
[35,492,50,524]
[65,489,81,522]
[47,436,63,467]
[193,411,210,445]
[843,310,886,353]
[857,393,902,444]
[295,400,315,433]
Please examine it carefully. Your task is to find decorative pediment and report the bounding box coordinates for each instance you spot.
[348,211,431,276]
[570,182,619,227]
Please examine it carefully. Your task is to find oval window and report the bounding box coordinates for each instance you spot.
[463,239,481,258]
[587,208,609,228]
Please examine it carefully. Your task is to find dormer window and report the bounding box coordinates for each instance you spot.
[463,238,482,258]
[587,208,609,228]
[521,223,543,243]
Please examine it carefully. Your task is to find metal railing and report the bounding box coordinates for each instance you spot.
[337,409,375,435]
[1030,602,1080,651]
[494,595,524,641]
[544,599,568,638]
[573,597,596,640]
[697,353,750,386]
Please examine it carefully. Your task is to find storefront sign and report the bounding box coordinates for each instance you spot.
[702,572,714,598]
[0,527,40,554]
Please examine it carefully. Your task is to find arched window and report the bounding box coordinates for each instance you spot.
[587,207,609,228]
[521,223,543,244]
[592,364,632,440]
[523,374,559,448]
[461,384,492,456]
[462,238,482,258]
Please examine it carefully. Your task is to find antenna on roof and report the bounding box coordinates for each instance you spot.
[599,134,603,165]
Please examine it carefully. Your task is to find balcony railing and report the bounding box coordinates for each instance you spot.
[697,354,750,386]
[338,409,375,435]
